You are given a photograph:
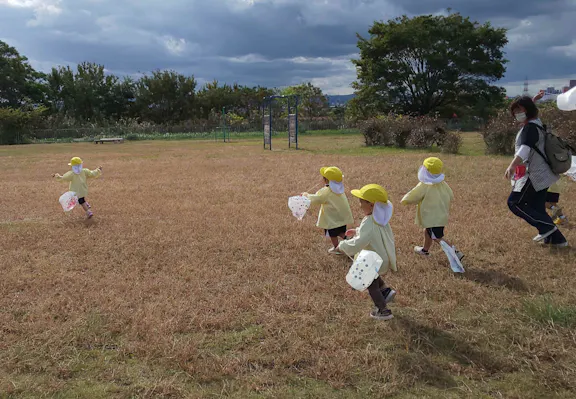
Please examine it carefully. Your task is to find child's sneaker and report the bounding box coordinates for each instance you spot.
[86,211,94,219]
[370,308,393,321]
[414,246,430,256]
[328,247,343,255]
[381,287,396,304]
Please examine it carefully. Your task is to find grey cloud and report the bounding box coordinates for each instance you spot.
[0,0,575,94]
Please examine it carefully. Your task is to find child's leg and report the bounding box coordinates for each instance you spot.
[78,198,93,217]
[367,278,388,311]
[330,236,340,248]
[423,229,433,252]
[368,278,393,320]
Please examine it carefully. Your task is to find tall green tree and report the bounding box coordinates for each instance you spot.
[47,62,135,122]
[352,13,508,117]
[134,70,196,124]
[281,82,329,119]
[0,40,47,108]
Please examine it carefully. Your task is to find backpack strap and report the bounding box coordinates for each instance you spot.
[530,123,551,166]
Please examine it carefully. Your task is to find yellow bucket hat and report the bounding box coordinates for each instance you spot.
[351,184,388,204]
[320,166,343,182]
[423,157,443,175]
[68,157,83,166]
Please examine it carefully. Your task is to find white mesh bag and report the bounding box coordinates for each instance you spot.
[345,250,383,291]
[59,191,78,212]
[288,195,311,221]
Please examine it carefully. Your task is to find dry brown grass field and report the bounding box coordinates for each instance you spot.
[1,133,576,398]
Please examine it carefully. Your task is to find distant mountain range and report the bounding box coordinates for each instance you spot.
[327,94,355,106]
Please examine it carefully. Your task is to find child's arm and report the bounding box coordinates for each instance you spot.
[53,171,73,182]
[338,222,371,257]
[303,187,329,206]
[401,183,426,205]
[85,166,103,178]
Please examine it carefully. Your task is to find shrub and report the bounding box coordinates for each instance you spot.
[125,133,140,141]
[482,110,518,155]
[390,116,413,148]
[360,117,393,146]
[0,107,47,145]
[539,106,576,149]
[408,116,447,148]
[441,131,462,154]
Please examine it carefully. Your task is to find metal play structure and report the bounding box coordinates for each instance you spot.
[215,107,231,143]
[262,95,299,150]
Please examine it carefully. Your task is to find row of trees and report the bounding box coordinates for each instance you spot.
[2,12,510,144]
[1,40,331,127]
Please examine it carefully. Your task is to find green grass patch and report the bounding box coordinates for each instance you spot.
[522,296,576,328]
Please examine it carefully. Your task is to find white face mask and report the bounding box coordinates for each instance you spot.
[515,112,527,123]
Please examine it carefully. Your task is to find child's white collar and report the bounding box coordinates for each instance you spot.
[328,180,345,194]
[373,201,393,226]
[418,165,444,185]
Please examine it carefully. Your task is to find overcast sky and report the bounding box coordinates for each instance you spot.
[1,0,575,96]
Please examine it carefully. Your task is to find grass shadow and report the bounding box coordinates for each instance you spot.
[392,315,510,375]
[459,268,529,292]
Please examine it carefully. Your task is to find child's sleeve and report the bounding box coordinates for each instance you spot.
[55,171,73,182]
[339,221,371,257]
[306,187,329,205]
[401,183,426,205]
[85,168,102,179]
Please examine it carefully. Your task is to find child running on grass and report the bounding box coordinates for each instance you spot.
[546,181,568,225]
[302,167,354,255]
[53,157,102,219]
[337,184,397,321]
[401,157,464,260]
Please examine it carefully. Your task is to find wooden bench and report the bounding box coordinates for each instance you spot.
[94,137,125,144]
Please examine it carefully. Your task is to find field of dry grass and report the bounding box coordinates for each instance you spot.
[1,133,576,398]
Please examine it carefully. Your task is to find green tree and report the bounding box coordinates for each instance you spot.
[134,70,196,124]
[47,62,135,122]
[352,13,508,117]
[281,82,329,119]
[0,40,47,108]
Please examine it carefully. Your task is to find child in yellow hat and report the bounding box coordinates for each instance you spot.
[546,181,568,225]
[53,157,102,219]
[401,157,464,259]
[302,166,354,254]
[337,184,397,321]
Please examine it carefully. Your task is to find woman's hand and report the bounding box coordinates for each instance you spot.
[533,90,545,102]
[345,229,356,237]
[504,166,515,180]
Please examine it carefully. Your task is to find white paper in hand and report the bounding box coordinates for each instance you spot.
[440,241,465,273]
[346,250,383,291]
[288,195,311,220]
[59,191,78,212]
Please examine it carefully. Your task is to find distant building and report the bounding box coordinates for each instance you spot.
[546,87,555,94]
[570,80,576,88]
[563,86,570,93]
